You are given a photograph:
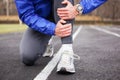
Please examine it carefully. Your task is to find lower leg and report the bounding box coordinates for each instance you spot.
[53,0,74,44]
[20,28,51,66]
[53,0,74,50]
[53,0,76,73]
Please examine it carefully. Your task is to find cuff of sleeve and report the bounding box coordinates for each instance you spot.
[47,22,56,35]
[79,2,84,14]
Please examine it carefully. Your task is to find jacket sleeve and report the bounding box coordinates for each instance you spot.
[15,0,56,35]
[80,0,107,14]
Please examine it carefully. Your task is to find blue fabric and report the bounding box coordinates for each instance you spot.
[15,0,107,35]
[80,0,107,14]
[15,0,55,35]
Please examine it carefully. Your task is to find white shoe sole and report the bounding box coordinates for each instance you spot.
[57,67,75,74]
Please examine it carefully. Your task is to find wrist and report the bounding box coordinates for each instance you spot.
[75,4,83,15]
[74,5,79,16]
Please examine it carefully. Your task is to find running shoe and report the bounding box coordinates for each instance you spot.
[43,44,54,57]
[57,50,80,73]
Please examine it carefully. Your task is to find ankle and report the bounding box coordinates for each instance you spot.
[61,44,73,52]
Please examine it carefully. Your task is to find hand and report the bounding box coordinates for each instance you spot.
[57,0,79,20]
[55,19,72,37]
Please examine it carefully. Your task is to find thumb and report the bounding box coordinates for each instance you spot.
[62,0,69,5]
[59,19,66,24]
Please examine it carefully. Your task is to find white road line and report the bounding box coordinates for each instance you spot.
[33,26,83,80]
[99,26,120,31]
[73,26,82,41]
[90,26,120,38]
[106,27,120,30]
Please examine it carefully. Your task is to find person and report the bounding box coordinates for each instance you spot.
[15,0,107,74]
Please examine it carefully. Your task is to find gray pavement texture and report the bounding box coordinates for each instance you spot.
[0,25,120,80]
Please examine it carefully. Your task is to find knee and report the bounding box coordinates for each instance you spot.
[21,54,38,66]
[22,57,35,66]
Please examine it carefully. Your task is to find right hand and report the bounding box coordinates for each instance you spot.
[55,19,72,37]
[57,0,78,20]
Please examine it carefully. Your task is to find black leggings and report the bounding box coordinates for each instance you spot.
[53,0,74,44]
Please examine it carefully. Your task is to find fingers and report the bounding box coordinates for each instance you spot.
[60,24,72,32]
[60,16,70,20]
[57,0,75,20]
[57,8,68,12]
[58,24,72,37]
[57,8,68,16]
[55,22,72,37]
[57,8,70,20]
[57,8,68,19]
[58,13,68,19]
[58,13,74,20]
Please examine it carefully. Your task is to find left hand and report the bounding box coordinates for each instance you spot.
[57,0,79,20]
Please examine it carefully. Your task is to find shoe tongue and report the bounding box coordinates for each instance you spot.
[62,51,80,60]
[62,53,71,64]
[61,44,73,51]
[63,50,73,55]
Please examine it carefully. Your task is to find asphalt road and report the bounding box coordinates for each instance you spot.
[0,25,120,80]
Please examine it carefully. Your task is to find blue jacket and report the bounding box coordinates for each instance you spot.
[15,0,107,35]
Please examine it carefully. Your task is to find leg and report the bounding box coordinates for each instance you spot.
[53,0,74,44]
[53,0,77,74]
[20,28,51,66]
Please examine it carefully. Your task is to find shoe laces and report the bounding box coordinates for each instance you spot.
[45,45,53,53]
[62,50,80,60]
[60,50,80,65]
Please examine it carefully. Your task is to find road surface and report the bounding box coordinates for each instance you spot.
[0,25,120,80]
